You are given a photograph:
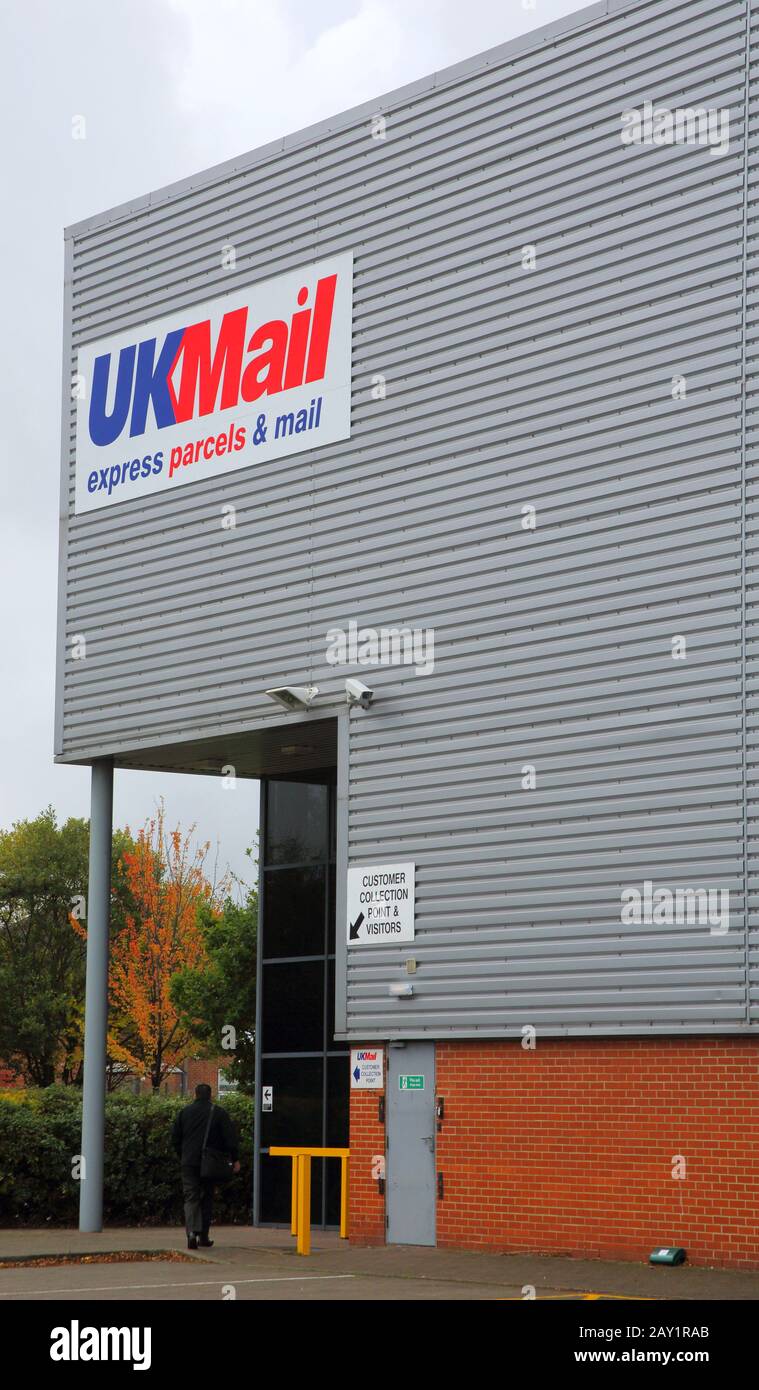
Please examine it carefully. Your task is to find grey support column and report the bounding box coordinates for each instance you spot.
[253,778,265,1226]
[79,758,113,1232]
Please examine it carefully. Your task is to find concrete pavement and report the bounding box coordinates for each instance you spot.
[1,1226,757,1300]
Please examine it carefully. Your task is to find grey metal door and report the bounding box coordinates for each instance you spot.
[386,1042,436,1246]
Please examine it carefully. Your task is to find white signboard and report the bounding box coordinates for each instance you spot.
[350,1048,385,1089]
[262,1085,273,1112]
[347,863,415,945]
[74,252,353,513]
[217,1068,238,1097]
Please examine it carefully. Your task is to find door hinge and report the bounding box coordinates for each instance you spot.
[437,1171,444,1201]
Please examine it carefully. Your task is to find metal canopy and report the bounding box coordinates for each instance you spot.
[62,716,338,781]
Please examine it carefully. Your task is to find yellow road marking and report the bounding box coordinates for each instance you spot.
[500,1291,655,1301]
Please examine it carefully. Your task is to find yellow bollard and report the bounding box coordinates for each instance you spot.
[270,1145,350,1250]
[296,1153,311,1256]
[340,1156,349,1238]
[291,1155,299,1237]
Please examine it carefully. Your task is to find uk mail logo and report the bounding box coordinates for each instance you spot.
[74,252,352,513]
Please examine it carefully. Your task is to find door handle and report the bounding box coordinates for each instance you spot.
[422,1135,435,1152]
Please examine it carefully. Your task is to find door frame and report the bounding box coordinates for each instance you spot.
[386,1041,436,1246]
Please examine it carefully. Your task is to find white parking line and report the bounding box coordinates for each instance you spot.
[0,1273,357,1298]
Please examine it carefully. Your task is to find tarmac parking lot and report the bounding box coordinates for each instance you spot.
[1,1227,757,1301]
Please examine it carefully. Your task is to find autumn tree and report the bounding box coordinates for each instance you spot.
[106,806,223,1092]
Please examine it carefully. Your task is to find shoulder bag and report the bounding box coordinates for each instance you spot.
[199,1104,235,1182]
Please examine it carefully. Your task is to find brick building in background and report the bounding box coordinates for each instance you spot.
[117,1057,235,1098]
[0,1057,234,1098]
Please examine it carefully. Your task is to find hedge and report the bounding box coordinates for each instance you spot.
[0,1086,253,1226]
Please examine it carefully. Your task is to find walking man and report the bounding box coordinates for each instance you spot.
[171,1083,240,1249]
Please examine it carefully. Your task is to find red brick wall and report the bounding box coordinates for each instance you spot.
[120,1057,230,1096]
[0,1057,229,1096]
[435,1038,759,1269]
[350,1036,759,1268]
[186,1058,229,1094]
[349,1075,386,1245]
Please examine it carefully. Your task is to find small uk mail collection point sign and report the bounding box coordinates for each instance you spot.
[350,1048,384,1089]
[347,862,415,945]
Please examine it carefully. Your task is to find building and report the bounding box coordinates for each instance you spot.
[112,1057,236,1098]
[56,0,759,1266]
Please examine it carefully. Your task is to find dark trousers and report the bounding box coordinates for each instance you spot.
[181,1165,214,1237]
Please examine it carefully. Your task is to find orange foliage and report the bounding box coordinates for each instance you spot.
[107,806,220,1090]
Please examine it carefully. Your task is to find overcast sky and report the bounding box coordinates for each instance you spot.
[0,0,582,890]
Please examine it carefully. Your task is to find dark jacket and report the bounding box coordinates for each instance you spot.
[171,1099,239,1168]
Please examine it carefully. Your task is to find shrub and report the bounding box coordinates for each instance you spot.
[0,1087,253,1227]
[0,1089,36,1107]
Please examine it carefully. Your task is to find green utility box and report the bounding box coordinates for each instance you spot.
[649,1247,686,1266]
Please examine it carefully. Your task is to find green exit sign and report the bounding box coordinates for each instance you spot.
[399,1074,425,1090]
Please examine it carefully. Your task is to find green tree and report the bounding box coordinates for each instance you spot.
[0,808,133,1086]
[171,878,257,1094]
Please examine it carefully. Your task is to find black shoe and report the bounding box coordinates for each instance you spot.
[187,1234,198,1250]
[198,1237,214,1248]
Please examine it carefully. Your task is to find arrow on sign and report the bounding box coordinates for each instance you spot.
[349,911,365,941]
[353,1066,361,1082]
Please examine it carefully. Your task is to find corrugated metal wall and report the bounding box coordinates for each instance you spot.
[345,0,752,1037]
[747,0,759,1027]
[58,0,757,1036]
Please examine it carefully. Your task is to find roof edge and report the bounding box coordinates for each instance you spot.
[63,0,653,241]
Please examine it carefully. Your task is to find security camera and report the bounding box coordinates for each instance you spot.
[345,678,374,708]
[265,685,319,711]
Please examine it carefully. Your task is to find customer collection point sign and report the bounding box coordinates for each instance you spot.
[351,1049,384,1088]
[347,862,415,945]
